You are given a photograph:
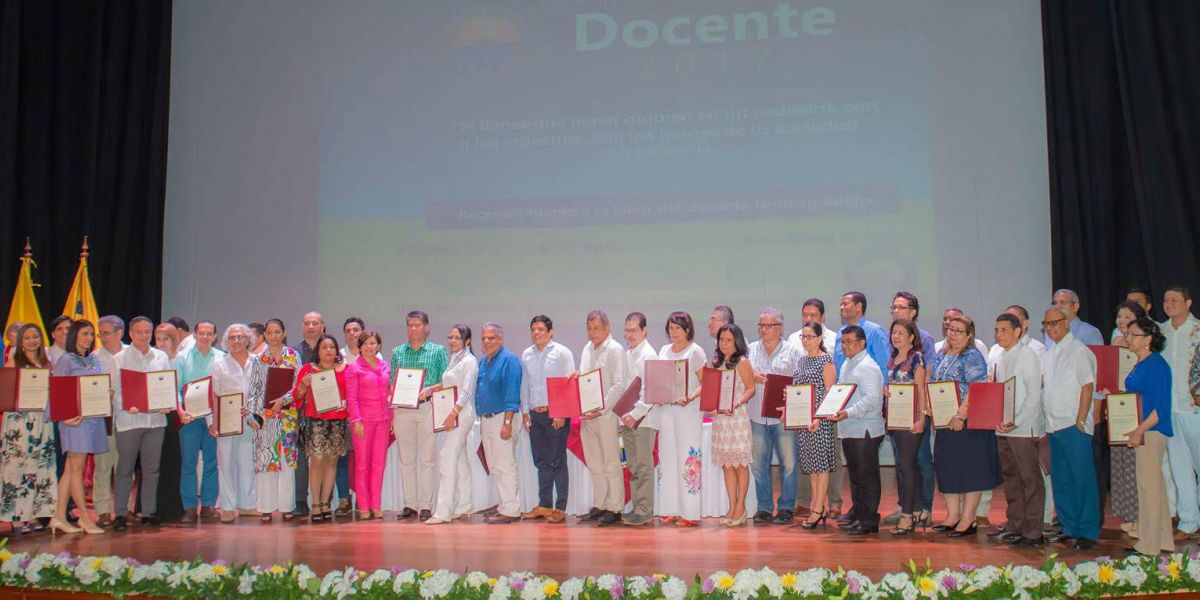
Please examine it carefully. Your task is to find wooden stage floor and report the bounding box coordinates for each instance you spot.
[2,472,1187,580]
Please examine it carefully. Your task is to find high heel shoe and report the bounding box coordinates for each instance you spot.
[80,521,105,535]
[49,518,81,535]
[799,510,827,530]
[890,514,915,536]
[726,512,746,527]
[718,516,731,526]
[915,511,932,529]
[947,523,978,538]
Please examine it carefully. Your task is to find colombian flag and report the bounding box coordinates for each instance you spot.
[5,240,47,344]
[63,239,100,348]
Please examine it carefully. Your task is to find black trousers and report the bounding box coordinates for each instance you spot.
[843,433,884,527]
[295,446,309,512]
[1092,421,1111,520]
[891,430,923,514]
[529,410,569,510]
[153,413,183,520]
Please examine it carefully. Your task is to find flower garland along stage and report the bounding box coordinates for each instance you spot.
[2,542,1200,599]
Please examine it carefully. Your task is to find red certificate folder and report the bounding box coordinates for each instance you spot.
[546,377,582,419]
[699,367,735,413]
[0,367,50,412]
[120,369,177,413]
[1089,345,1137,393]
[264,367,295,404]
[612,376,642,418]
[760,373,793,418]
[50,377,83,421]
[967,377,1015,430]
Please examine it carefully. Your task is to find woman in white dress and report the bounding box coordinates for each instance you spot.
[425,324,479,524]
[657,311,708,527]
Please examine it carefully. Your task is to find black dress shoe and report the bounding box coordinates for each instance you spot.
[753,510,773,523]
[845,523,879,535]
[1011,536,1046,548]
[987,528,1012,539]
[293,505,310,518]
[597,511,622,526]
[1047,533,1074,544]
[398,507,418,519]
[1072,537,1097,550]
[946,524,977,538]
[991,531,1021,542]
[835,513,853,525]
[113,516,128,531]
[772,510,794,525]
[142,514,162,526]
[838,519,861,530]
[931,524,955,533]
[419,510,432,521]
[579,507,604,522]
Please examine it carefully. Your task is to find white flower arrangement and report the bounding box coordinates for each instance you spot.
[1,541,1199,599]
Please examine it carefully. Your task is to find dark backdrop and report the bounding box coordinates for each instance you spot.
[0,1,1196,332]
[1043,0,1200,325]
[0,0,172,326]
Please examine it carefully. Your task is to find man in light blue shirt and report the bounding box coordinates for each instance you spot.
[172,320,223,523]
[833,291,890,382]
[830,325,885,535]
[1044,289,1105,349]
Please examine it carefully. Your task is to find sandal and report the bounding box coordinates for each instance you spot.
[261,513,273,523]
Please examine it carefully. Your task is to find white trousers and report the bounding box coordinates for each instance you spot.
[480,414,520,517]
[432,402,476,520]
[392,403,438,510]
[581,412,623,512]
[217,431,257,511]
[256,466,296,513]
[657,404,703,520]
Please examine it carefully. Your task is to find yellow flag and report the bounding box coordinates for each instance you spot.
[63,238,100,348]
[5,239,47,345]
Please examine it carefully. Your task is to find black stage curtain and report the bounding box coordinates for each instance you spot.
[1043,0,1200,324]
[0,0,172,324]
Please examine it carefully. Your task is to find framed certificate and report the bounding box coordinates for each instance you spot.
[182,376,213,418]
[1001,376,1017,427]
[310,369,344,414]
[577,368,605,414]
[926,381,962,429]
[121,369,178,413]
[644,359,689,404]
[699,367,736,413]
[783,384,814,430]
[430,386,458,433]
[814,383,856,418]
[1106,392,1142,446]
[1089,345,1138,393]
[0,367,51,412]
[761,373,793,419]
[886,383,917,430]
[78,375,112,418]
[216,393,245,437]
[390,367,425,409]
[612,377,641,418]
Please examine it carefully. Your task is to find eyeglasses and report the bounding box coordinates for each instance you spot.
[945,328,967,335]
[756,323,781,329]
[890,304,912,311]
[799,334,820,340]
[227,335,249,341]
[1041,318,1066,327]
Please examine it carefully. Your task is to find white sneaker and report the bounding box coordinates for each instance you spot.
[425,517,449,524]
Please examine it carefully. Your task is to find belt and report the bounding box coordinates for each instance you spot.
[531,406,549,413]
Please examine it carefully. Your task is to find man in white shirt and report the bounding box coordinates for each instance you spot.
[1161,286,1200,537]
[339,316,365,361]
[619,312,659,526]
[1041,306,1099,550]
[112,316,173,531]
[787,298,844,515]
[829,325,885,535]
[990,313,1045,547]
[168,317,195,356]
[520,315,576,523]
[575,310,627,525]
[748,307,802,524]
[93,315,128,526]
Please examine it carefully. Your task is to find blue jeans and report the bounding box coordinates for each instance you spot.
[179,419,218,509]
[336,454,350,499]
[1049,425,1100,541]
[751,421,797,513]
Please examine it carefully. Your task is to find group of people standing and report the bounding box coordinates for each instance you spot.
[3,286,1199,560]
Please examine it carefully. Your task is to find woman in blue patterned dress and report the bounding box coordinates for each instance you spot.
[50,320,107,534]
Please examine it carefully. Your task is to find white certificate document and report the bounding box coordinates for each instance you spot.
[146,370,178,413]
[673,360,688,400]
[217,393,244,436]
[310,370,344,414]
[784,384,814,429]
[183,377,212,418]
[578,368,605,414]
[927,381,961,428]
[17,368,49,411]
[815,383,856,417]
[718,368,735,412]
[1117,349,1137,392]
[886,384,916,430]
[1001,376,1017,426]
[79,375,112,418]
[390,367,425,409]
[1107,392,1141,445]
[430,386,458,432]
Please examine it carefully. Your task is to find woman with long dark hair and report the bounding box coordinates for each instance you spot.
[1,324,57,533]
[884,318,928,535]
[426,324,479,524]
[49,320,108,534]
